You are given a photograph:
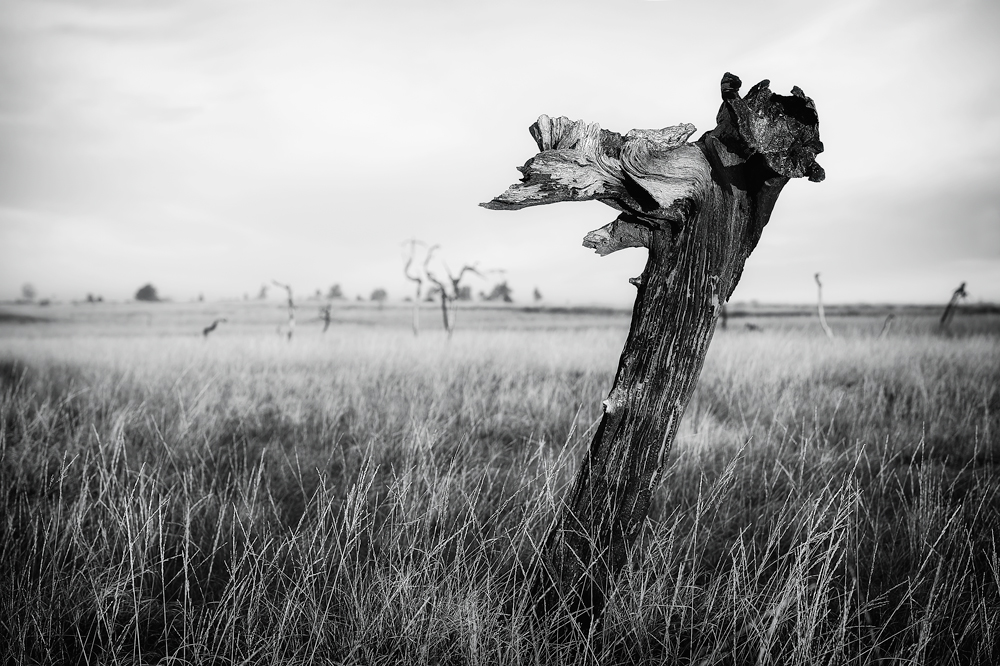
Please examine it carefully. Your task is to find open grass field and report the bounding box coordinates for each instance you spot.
[1,301,999,664]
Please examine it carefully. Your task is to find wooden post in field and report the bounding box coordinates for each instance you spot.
[320,305,332,333]
[815,272,835,339]
[877,313,894,339]
[483,73,824,630]
[940,281,967,329]
[272,280,295,341]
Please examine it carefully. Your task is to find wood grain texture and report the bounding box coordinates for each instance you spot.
[482,73,824,631]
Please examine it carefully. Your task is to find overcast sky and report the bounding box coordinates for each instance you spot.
[1,0,998,305]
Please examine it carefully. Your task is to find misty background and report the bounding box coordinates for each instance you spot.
[1,0,998,306]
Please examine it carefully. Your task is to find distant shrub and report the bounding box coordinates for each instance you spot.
[481,281,513,303]
[135,284,159,302]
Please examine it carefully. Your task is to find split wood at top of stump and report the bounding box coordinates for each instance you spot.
[482,73,824,634]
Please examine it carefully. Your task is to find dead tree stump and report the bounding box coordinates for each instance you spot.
[483,73,824,630]
[940,281,967,329]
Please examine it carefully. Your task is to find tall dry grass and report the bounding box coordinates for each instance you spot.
[1,322,998,664]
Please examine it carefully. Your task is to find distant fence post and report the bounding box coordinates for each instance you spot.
[815,272,835,339]
[877,313,895,339]
[940,282,967,330]
[482,73,824,632]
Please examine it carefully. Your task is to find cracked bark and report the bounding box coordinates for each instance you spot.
[482,73,824,631]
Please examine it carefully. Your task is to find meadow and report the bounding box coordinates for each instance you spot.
[1,302,998,665]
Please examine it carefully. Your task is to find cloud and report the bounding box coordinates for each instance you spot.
[1,0,998,303]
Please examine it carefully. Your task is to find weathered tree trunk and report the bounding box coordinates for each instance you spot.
[940,281,967,329]
[438,291,452,335]
[482,73,824,630]
[423,245,453,337]
[815,272,835,339]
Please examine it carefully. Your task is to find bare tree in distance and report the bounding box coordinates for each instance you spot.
[423,245,483,337]
[482,72,824,630]
[533,286,543,303]
[135,284,160,302]
[272,280,295,340]
[940,281,967,330]
[327,284,344,300]
[423,245,451,332]
[257,284,268,300]
[202,318,226,338]
[21,283,36,302]
[402,239,426,336]
[814,272,835,339]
